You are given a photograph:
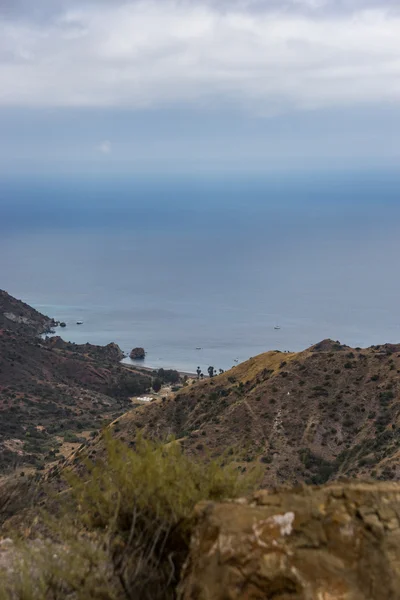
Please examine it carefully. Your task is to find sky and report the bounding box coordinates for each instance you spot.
[0,0,400,176]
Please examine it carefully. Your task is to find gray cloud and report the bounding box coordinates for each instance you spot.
[0,0,64,21]
[2,0,400,22]
[12,1,400,14]
[0,0,399,112]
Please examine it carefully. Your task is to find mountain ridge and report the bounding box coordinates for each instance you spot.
[106,338,400,486]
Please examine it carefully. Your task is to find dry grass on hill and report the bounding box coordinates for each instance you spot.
[102,339,400,487]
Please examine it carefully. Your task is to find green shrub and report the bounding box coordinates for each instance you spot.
[0,534,115,600]
[379,390,395,404]
[69,434,258,530]
[63,431,83,443]
[156,369,180,384]
[0,435,260,600]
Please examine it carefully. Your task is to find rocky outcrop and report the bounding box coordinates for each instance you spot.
[0,289,53,336]
[105,342,125,361]
[45,337,125,362]
[130,347,146,360]
[179,482,400,600]
[310,338,347,352]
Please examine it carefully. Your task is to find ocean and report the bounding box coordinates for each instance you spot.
[1,171,400,373]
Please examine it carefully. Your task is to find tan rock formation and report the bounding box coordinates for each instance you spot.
[178,482,400,599]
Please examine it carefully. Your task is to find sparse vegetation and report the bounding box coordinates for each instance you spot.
[156,369,180,385]
[0,435,260,600]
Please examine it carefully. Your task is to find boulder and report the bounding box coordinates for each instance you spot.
[130,347,146,360]
[178,482,400,600]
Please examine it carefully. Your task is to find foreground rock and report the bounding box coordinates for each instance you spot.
[179,482,400,599]
[130,346,146,360]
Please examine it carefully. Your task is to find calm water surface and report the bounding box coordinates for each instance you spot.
[1,173,400,372]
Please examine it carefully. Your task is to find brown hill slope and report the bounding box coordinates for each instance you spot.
[0,290,151,472]
[0,289,54,335]
[109,339,400,486]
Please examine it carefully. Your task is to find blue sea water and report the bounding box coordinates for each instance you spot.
[1,172,400,373]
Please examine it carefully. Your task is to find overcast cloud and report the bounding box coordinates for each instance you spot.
[1,0,400,112]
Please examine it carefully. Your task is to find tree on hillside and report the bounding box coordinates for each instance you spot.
[196,366,201,380]
[157,368,180,384]
[219,368,224,374]
[207,366,215,378]
[152,378,162,393]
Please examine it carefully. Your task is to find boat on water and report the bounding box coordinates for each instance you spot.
[196,347,202,350]
[274,325,281,330]
[76,321,83,325]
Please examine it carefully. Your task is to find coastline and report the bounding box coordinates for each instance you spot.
[44,319,199,377]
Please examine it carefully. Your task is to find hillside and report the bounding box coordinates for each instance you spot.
[0,290,151,472]
[2,289,400,490]
[0,290,54,336]
[107,339,400,486]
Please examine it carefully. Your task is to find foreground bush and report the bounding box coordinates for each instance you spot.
[0,435,260,599]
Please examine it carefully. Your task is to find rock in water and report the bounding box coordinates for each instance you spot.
[130,347,146,360]
[178,482,400,600]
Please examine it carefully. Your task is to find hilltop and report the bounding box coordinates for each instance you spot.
[107,339,400,485]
